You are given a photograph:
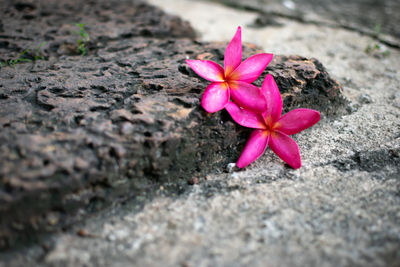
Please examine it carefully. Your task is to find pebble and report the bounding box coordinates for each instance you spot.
[226,163,237,173]
[358,93,372,104]
[187,177,199,185]
[120,122,134,135]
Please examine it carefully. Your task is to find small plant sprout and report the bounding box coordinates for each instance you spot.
[0,42,46,68]
[75,23,90,56]
[33,42,47,60]
[365,43,390,57]
[365,23,390,57]
[8,49,32,67]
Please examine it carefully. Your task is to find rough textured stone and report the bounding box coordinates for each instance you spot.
[0,0,195,58]
[0,0,198,250]
[0,0,345,250]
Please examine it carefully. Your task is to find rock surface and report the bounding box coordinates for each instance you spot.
[210,0,400,47]
[0,0,345,249]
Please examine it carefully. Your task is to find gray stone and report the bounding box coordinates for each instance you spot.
[208,0,400,47]
[358,93,373,104]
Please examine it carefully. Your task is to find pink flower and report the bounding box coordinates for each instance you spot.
[186,26,273,113]
[226,74,320,169]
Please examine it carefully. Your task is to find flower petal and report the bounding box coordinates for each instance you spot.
[229,53,273,83]
[186,60,224,82]
[269,130,301,169]
[225,101,266,129]
[275,108,320,135]
[229,81,267,113]
[261,74,282,124]
[237,129,269,168]
[201,82,230,113]
[224,26,242,77]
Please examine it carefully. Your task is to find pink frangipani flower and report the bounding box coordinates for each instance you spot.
[226,74,320,169]
[186,26,273,113]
